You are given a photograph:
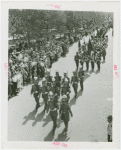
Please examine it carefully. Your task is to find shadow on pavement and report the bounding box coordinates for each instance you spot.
[22,109,37,125]
[32,110,45,126]
[95,69,100,74]
[54,129,70,141]
[42,114,52,127]
[44,129,54,141]
[69,96,76,107]
[84,72,91,82]
[57,118,63,128]
[89,69,95,74]
[69,89,82,107]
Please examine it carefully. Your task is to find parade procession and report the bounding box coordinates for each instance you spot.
[8,10,113,142]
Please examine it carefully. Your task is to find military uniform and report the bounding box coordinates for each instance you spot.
[78,68,85,91]
[74,53,80,70]
[46,93,59,134]
[71,72,79,98]
[79,52,85,68]
[31,82,40,110]
[62,75,70,86]
[46,75,52,89]
[84,53,90,71]
[41,82,48,111]
[54,72,61,97]
[59,100,73,133]
[49,82,59,102]
[61,84,71,103]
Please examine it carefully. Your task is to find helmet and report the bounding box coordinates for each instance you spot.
[34,77,38,80]
[49,91,53,96]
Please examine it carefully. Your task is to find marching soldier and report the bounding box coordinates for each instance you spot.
[95,47,101,71]
[45,69,52,90]
[41,78,48,112]
[46,91,59,134]
[78,66,85,91]
[84,51,90,71]
[90,51,95,70]
[31,77,40,110]
[61,78,71,103]
[71,70,79,98]
[62,71,70,86]
[79,51,85,68]
[74,52,80,70]
[61,95,67,104]
[54,70,61,97]
[49,78,59,102]
[59,97,73,134]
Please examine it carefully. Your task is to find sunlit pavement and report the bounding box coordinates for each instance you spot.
[8,30,113,141]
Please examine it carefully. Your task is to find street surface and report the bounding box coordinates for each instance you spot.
[8,29,113,142]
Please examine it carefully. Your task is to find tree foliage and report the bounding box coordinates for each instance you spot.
[9,9,113,40]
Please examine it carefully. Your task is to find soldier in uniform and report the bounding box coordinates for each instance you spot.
[45,69,52,90]
[79,51,85,69]
[62,71,70,86]
[71,70,79,98]
[78,66,85,91]
[84,51,90,71]
[54,70,61,97]
[46,91,59,134]
[74,52,80,71]
[31,77,40,110]
[90,51,95,71]
[61,78,71,103]
[59,97,73,134]
[95,47,101,71]
[41,78,48,112]
[49,78,59,102]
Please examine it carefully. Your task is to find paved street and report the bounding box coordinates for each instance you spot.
[8,29,113,142]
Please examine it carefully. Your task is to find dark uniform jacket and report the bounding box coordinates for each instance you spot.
[74,55,79,62]
[59,103,72,121]
[47,99,59,113]
[78,70,84,78]
[31,84,40,98]
[61,85,71,95]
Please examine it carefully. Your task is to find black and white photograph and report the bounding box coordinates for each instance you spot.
[1,1,120,149]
